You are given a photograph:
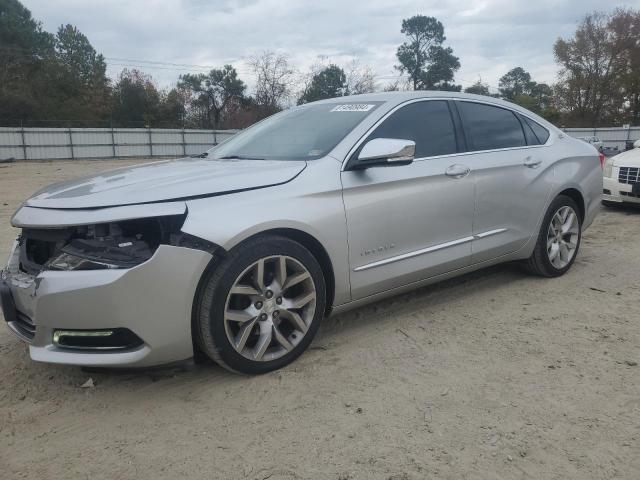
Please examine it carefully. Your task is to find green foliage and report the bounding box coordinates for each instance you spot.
[464,80,491,96]
[297,65,347,104]
[554,9,640,126]
[2,0,638,129]
[0,0,55,120]
[54,24,110,121]
[497,67,555,120]
[111,69,160,126]
[395,15,460,91]
[179,65,246,128]
[499,67,534,100]
[159,88,187,127]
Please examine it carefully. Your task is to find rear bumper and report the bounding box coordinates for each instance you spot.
[1,242,212,367]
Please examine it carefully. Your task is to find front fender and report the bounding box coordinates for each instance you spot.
[180,158,351,305]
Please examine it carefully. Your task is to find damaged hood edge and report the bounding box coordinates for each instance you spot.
[24,157,308,210]
[11,202,188,229]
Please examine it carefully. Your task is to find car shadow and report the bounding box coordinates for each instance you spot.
[602,202,640,214]
[67,261,531,385]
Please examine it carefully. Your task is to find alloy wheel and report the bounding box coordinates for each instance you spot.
[224,255,317,362]
[546,205,579,269]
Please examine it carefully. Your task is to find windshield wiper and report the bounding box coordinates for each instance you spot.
[190,152,208,158]
[218,155,265,160]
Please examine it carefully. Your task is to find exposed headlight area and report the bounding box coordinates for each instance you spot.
[17,215,212,274]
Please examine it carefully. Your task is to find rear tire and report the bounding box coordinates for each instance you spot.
[524,195,581,277]
[194,235,326,374]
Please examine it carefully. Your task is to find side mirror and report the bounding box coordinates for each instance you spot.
[353,138,415,169]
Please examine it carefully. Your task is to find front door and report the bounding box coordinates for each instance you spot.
[341,100,475,300]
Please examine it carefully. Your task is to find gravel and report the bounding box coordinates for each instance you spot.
[1,159,639,479]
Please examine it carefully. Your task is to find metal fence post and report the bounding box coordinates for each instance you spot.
[182,128,186,157]
[111,126,116,158]
[148,127,153,157]
[68,127,74,159]
[20,122,27,161]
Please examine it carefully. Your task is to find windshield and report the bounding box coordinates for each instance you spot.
[209,102,383,161]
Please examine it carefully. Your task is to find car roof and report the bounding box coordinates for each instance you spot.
[309,90,559,132]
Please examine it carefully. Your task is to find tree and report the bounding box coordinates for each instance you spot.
[395,15,461,91]
[498,67,534,100]
[54,24,110,120]
[554,12,625,126]
[608,8,640,125]
[55,25,106,89]
[530,82,553,110]
[464,79,491,96]
[297,64,347,104]
[0,0,55,120]
[498,67,555,119]
[247,51,294,117]
[111,69,160,126]
[158,88,187,127]
[179,65,246,128]
[344,60,377,95]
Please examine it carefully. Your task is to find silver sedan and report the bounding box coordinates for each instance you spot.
[1,92,602,374]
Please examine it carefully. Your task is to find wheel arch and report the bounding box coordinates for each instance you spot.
[192,227,336,319]
[556,187,585,222]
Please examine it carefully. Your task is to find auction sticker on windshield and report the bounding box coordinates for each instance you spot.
[330,104,376,112]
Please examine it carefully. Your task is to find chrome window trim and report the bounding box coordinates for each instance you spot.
[340,97,553,172]
[353,228,508,272]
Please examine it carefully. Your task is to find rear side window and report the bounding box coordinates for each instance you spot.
[521,116,550,145]
[458,102,526,151]
[366,100,457,158]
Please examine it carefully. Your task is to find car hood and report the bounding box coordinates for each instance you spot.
[612,148,640,167]
[25,157,307,209]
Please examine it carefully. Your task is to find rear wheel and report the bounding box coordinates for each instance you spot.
[195,235,326,374]
[525,195,581,277]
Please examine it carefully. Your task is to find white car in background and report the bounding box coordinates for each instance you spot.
[579,136,604,152]
[603,140,640,206]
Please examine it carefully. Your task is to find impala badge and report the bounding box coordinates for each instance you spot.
[361,243,395,256]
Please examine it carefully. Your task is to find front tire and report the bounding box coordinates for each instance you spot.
[195,235,326,374]
[524,195,581,277]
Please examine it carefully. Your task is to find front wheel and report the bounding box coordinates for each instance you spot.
[194,235,326,374]
[524,195,582,277]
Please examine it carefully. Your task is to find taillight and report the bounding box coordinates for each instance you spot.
[599,153,605,169]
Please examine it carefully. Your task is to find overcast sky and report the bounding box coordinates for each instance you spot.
[23,0,640,94]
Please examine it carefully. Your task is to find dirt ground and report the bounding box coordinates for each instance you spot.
[0,159,639,480]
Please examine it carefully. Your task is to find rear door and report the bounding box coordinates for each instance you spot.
[341,100,475,300]
[455,101,553,263]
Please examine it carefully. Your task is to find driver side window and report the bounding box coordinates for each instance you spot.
[366,100,458,159]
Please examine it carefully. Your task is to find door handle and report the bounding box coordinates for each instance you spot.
[445,164,471,178]
[523,156,542,168]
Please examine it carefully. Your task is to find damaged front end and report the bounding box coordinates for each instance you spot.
[17,215,210,273]
[1,205,218,365]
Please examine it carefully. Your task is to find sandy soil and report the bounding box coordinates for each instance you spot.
[0,159,639,480]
